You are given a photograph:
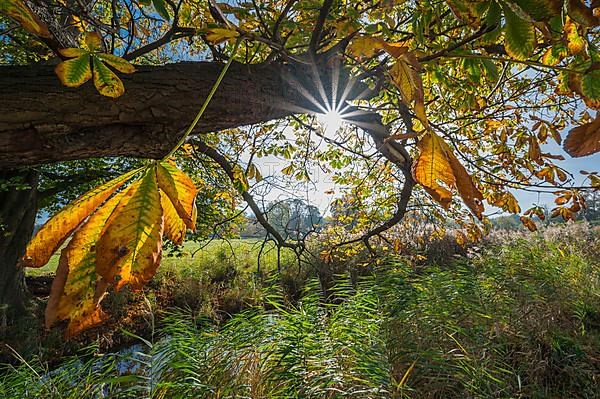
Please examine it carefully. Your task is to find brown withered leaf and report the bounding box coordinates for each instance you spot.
[520,216,537,232]
[564,115,600,157]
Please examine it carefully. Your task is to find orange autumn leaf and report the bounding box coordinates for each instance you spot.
[160,190,186,245]
[413,131,454,208]
[446,152,485,219]
[381,41,409,58]
[347,35,385,58]
[24,169,141,268]
[156,160,199,230]
[389,53,428,126]
[413,131,484,219]
[45,191,126,336]
[520,216,537,232]
[348,35,408,59]
[95,169,164,291]
[493,191,521,214]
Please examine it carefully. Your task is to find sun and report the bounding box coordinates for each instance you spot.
[317,109,343,135]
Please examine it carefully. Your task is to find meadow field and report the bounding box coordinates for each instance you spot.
[2,224,599,398]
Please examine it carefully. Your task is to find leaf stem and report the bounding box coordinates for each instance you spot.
[162,38,242,161]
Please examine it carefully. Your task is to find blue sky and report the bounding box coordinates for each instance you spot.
[513,139,599,210]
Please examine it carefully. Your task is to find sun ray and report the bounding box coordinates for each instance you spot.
[283,74,328,114]
[309,61,330,112]
[331,61,340,112]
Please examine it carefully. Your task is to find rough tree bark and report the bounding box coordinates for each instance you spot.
[0,169,38,322]
[0,59,363,168]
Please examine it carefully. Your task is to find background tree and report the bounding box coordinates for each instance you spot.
[264,199,323,240]
[581,189,600,221]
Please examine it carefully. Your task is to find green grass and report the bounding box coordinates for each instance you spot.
[5,225,599,398]
[26,238,295,277]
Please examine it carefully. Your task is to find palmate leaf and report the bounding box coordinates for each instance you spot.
[28,161,199,336]
[502,3,536,61]
[413,131,484,219]
[45,191,126,336]
[24,168,141,268]
[95,169,164,291]
[0,0,50,38]
[54,32,135,97]
[92,57,125,98]
[156,161,199,230]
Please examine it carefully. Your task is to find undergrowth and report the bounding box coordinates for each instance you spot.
[1,225,598,398]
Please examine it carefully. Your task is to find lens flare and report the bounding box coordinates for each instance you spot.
[317,109,343,135]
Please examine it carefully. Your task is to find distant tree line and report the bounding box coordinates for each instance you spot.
[240,199,323,239]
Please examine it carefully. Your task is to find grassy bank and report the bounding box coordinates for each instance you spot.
[2,225,599,398]
[26,238,296,277]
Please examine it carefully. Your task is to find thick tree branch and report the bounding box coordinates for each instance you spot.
[329,108,416,251]
[123,26,196,61]
[309,0,333,53]
[0,57,367,168]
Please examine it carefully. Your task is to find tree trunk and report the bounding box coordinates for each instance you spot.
[0,169,38,323]
[0,59,364,168]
